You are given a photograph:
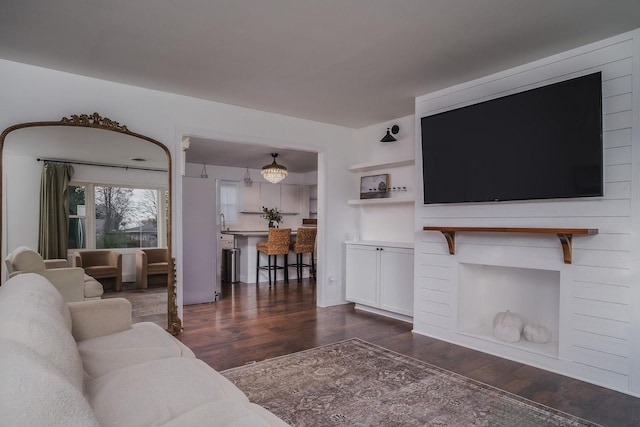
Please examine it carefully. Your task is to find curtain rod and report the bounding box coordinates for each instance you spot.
[37,157,167,173]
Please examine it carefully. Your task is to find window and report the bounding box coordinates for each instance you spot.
[68,183,166,250]
[68,185,86,250]
[219,180,239,224]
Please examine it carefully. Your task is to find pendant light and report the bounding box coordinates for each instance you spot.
[261,153,288,184]
[244,166,253,187]
[200,163,208,179]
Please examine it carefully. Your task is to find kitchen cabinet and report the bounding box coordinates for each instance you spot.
[260,183,280,209]
[242,183,261,212]
[280,184,301,213]
[242,183,302,213]
[346,241,414,318]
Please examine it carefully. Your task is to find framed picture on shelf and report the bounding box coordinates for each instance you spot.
[360,174,390,199]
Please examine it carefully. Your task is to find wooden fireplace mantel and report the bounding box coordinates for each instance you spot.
[423,227,598,264]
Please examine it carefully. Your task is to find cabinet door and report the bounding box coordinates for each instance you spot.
[242,183,261,212]
[260,183,280,210]
[280,184,301,213]
[346,245,379,307]
[379,247,414,316]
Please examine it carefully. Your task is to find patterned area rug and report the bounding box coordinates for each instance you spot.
[222,338,600,426]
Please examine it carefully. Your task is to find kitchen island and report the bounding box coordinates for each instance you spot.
[222,230,300,283]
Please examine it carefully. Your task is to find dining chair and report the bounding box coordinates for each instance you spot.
[256,228,291,286]
[288,227,317,282]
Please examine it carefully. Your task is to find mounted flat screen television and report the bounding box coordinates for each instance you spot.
[421,72,603,204]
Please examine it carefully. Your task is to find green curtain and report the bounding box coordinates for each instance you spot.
[38,162,74,259]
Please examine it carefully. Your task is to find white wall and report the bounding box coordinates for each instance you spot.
[414,29,640,396]
[0,59,357,311]
[350,115,415,243]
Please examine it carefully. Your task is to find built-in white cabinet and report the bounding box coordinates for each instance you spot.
[346,241,414,320]
[280,184,301,213]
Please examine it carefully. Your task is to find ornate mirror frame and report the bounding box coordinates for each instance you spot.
[0,113,182,335]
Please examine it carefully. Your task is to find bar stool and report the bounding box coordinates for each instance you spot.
[288,227,317,282]
[256,228,291,286]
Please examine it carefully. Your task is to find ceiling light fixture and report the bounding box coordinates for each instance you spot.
[261,153,288,184]
[244,166,253,187]
[380,125,400,143]
[200,163,208,179]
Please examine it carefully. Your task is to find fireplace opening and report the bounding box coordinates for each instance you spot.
[458,263,560,358]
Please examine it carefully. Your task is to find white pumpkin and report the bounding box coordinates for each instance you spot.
[492,310,524,343]
[523,324,552,344]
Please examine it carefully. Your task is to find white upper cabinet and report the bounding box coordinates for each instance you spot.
[242,183,302,213]
[260,183,280,210]
[242,183,261,212]
[280,184,301,214]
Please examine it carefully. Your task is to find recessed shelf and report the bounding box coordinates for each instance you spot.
[423,226,598,264]
[348,158,414,173]
[348,196,414,206]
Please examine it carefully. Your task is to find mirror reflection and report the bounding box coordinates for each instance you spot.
[2,117,176,331]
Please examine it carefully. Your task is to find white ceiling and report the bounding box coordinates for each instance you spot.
[3,1,640,172]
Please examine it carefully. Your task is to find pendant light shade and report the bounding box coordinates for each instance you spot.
[200,163,208,179]
[244,166,253,186]
[261,153,288,184]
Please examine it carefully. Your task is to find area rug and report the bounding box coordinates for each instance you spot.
[221,338,600,426]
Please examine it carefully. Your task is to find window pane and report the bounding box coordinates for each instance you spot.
[68,218,86,249]
[220,181,238,223]
[95,186,158,249]
[68,185,86,249]
[69,185,85,216]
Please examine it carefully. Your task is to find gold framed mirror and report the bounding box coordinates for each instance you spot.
[0,113,181,335]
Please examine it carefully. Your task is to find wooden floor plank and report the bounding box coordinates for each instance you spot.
[177,279,640,426]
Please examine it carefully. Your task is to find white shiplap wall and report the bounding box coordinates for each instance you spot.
[414,30,639,395]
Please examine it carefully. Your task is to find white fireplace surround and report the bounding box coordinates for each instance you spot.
[457,262,561,359]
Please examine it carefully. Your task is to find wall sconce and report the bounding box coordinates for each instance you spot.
[380,125,399,142]
[244,166,253,187]
[200,163,208,179]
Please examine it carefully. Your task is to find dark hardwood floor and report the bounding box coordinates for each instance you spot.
[177,279,640,427]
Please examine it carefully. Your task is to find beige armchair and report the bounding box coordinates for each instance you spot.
[136,248,169,289]
[73,250,122,292]
[5,246,103,302]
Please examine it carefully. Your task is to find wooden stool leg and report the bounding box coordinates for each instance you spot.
[284,255,289,283]
[256,249,260,284]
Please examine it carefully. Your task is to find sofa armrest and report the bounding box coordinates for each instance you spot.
[44,259,68,269]
[68,298,132,341]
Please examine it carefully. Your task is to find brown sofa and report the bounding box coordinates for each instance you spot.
[136,248,169,289]
[73,250,122,292]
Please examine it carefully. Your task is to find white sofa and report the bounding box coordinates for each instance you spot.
[0,273,287,426]
[5,246,103,302]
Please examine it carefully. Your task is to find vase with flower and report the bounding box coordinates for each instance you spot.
[261,206,283,228]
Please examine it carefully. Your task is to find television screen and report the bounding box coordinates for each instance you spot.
[421,72,603,204]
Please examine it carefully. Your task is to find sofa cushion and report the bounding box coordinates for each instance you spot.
[159,400,277,426]
[78,322,195,378]
[0,338,100,426]
[87,357,252,427]
[0,274,84,390]
[147,261,169,274]
[83,275,104,298]
[84,265,117,278]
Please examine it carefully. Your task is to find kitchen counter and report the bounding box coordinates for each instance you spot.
[223,230,298,237]
[223,230,307,283]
